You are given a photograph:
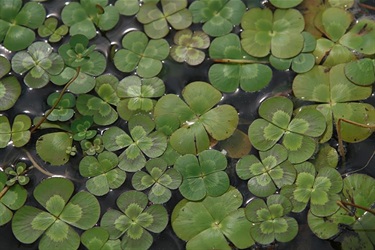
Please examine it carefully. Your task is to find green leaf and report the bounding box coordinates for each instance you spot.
[114,31,169,77]
[38,17,68,43]
[59,191,100,229]
[342,174,375,218]
[175,149,229,201]
[340,18,375,55]
[95,74,121,106]
[269,0,303,8]
[117,75,165,112]
[101,190,168,249]
[0,1,46,51]
[76,94,118,126]
[0,57,21,111]
[61,0,119,40]
[137,0,192,39]
[170,29,209,66]
[344,58,375,86]
[293,64,374,143]
[172,187,254,249]
[189,0,246,37]
[36,132,73,166]
[246,195,297,245]
[241,8,305,58]
[209,33,272,92]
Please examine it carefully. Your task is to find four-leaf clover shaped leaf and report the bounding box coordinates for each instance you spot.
[154,81,239,155]
[137,0,192,39]
[45,92,76,122]
[241,8,305,58]
[116,75,165,114]
[236,144,296,197]
[61,0,119,40]
[11,41,64,89]
[102,114,168,172]
[245,194,298,245]
[79,151,126,196]
[172,187,255,250]
[38,17,68,43]
[114,31,169,78]
[281,162,343,217]
[12,177,100,250]
[132,158,182,204]
[100,190,168,250]
[170,29,210,66]
[248,96,326,164]
[293,64,375,143]
[189,0,246,37]
[0,0,46,51]
[174,149,229,201]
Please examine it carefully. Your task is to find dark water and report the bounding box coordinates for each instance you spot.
[0,0,374,249]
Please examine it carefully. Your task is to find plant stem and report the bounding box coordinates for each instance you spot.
[211,58,269,64]
[23,150,55,177]
[336,118,375,162]
[359,2,375,11]
[30,67,81,133]
[0,186,10,200]
[340,200,375,216]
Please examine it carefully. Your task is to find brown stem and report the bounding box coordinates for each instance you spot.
[211,58,269,64]
[359,3,375,11]
[340,200,375,216]
[0,186,10,200]
[23,150,55,177]
[30,67,81,133]
[336,118,375,162]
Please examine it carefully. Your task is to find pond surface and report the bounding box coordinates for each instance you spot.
[0,0,374,249]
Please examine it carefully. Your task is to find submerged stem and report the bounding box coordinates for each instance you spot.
[359,3,375,11]
[30,67,81,133]
[0,186,10,200]
[23,150,55,177]
[211,58,269,64]
[336,118,375,162]
[340,200,375,216]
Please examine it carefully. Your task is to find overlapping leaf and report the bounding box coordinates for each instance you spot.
[0,0,46,51]
[293,64,374,143]
[11,42,64,88]
[209,33,272,92]
[12,178,100,250]
[248,96,326,163]
[132,158,181,204]
[174,149,229,201]
[236,144,296,197]
[281,162,343,217]
[79,151,126,196]
[189,0,246,37]
[100,190,168,250]
[154,81,238,154]
[137,0,192,39]
[241,8,305,58]
[62,0,119,39]
[102,114,167,172]
[245,194,298,244]
[172,187,255,250]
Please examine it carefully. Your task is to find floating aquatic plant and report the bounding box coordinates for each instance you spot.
[0,56,21,111]
[12,177,100,250]
[172,187,254,250]
[100,190,168,250]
